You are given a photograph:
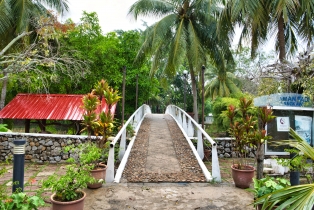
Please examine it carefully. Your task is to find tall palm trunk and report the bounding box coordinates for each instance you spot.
[189,65,198,123]
[278,13,291,91]
[278,13,286,62]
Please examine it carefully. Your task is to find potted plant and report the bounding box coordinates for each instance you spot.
[249,176,290,210]
[40,164,95,210]
[65,141,109,189]
[227,97,275,188]
[276,148,308,186]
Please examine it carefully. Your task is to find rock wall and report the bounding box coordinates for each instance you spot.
[0,133,256,163]
[0,132,90,163]
[213,138,256,158]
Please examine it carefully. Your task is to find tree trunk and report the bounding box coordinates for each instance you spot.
[189,66,198,123]
[0,74,8,123]
[256,144,265,180]
[0,74,8,111]
[278,13,286,62]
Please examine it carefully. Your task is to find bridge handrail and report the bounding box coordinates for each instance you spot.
[106,104,151,183]
[165,105,221,182]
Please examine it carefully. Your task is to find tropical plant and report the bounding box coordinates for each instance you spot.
[129,0,234,122]
[81,93,100,138]
[255,128,314,210]
[205,63,242,100]
[227,97,275,179]
[81,79,121,148]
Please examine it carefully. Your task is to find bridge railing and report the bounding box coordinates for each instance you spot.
[106,104,151,183]
[165,105,221,182]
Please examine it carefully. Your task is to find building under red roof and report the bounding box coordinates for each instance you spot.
[0,93,117,133]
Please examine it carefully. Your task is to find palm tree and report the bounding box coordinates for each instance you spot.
[0,0,68,37]
[220,0,314,61]
[129,0,234,122]
[255,128,314,210]
[204,61,241,99]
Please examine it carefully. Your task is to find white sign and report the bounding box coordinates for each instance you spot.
[295,115,312,144]
[276,117,290,131]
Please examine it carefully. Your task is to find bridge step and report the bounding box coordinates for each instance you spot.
[121,114,206,183]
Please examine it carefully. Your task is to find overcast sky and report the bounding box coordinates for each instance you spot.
[60,0,158,33]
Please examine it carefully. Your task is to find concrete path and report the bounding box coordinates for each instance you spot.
[84,182,254,210]
[146,114,181,173]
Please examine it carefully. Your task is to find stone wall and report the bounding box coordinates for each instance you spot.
[0,133,256,163]
[213,138,256,158]
[0,132,90,163]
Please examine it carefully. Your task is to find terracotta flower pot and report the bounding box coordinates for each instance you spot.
[87,164,107,189]
[51,191,86,210]
[231,164,255,189]
[203,149,211,161]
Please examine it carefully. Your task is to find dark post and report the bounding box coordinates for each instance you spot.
[136,74,138,110]
[201,65,205,130]
[12,139,26,193]
[122,66,126,126]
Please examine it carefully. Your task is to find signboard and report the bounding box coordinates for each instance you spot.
[276,117,290,132]
[254,93,312,107]
[295,115,312,145]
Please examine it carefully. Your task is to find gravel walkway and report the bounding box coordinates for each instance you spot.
[122,114,206,182]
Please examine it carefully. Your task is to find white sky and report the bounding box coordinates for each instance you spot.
[60,0,158,33]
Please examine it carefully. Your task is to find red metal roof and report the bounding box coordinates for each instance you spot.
[0,94,116,120]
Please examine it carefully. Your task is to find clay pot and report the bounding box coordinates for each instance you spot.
[51,191,86,210]
[87,163,107,189]
[203,149,211,161]
[231,164,255,189]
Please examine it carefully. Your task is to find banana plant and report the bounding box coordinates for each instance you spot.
[255,128,314,210]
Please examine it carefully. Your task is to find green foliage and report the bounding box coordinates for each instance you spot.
[65,142,102,167]
[40,164,94,202]
[0,192,45,210]
[0,124,11,132]
[0,159,44,209]
[80,79,121,149]
[276,149,308,172]
[249,176,290,198]
[255,128,314,210]
[211,97,239,132]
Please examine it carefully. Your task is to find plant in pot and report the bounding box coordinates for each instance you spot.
[227,97,275,188]
[277,148,308,186]
[65,141,109,189]
[79,79,121,187]
[249,176,290,210]
[39,164,95,210]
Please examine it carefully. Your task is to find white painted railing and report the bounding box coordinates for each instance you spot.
[106,104,151,183]
[165,105,221,182]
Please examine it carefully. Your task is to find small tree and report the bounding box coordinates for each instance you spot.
[227,97,275,179]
